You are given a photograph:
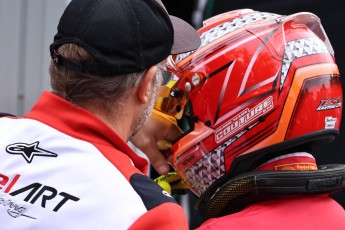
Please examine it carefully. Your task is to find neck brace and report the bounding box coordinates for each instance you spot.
[195,164,345,221]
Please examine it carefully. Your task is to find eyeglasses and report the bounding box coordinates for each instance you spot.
[156,61,173,86]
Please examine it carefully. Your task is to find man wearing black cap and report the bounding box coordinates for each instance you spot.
[0,0,200,229]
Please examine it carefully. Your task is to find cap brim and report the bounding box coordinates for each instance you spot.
[169,16,201,55]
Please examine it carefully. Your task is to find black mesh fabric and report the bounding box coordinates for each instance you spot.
[50,0,174,76]
[204,177,256,220]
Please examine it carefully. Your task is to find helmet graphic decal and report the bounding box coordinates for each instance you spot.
[175,12,281,64]
[237,29,277,98]
[281,37,330,90]
[316,97,341,111]
[185,145,226,196]
[215,96,274,143]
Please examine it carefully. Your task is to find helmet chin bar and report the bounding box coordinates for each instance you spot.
[195,164,345,221]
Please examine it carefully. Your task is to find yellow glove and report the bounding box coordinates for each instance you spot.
[154,172,188,196]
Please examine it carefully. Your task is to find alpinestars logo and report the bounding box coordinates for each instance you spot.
[6,141,57,163]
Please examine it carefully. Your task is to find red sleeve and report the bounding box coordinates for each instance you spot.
[95,144,148,179]
[128,203,189,230]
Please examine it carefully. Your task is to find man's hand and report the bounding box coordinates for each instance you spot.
[130,109,182,175]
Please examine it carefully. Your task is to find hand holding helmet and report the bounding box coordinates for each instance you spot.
[130,109,183,175]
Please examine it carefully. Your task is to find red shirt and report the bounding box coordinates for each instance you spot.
[197,195,345,230]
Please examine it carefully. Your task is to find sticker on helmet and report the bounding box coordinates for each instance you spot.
[215,96,274,143]
[325,116,337,129]
[316,97,341,111]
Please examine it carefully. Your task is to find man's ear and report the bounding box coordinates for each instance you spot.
[137,66,156,104]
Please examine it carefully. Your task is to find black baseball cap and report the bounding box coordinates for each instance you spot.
[50,0,201,76]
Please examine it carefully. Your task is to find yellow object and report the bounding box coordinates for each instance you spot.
[156,180,171,195]
[154,172,188,195]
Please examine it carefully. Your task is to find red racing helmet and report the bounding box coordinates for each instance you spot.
[154,9,343,197]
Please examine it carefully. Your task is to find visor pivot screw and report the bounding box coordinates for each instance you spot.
[185,82,192,92]
[192,74,200,86]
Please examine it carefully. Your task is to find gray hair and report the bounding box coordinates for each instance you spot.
[49,43,145,110]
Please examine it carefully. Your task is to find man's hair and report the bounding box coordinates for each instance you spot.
[49,43,145,110]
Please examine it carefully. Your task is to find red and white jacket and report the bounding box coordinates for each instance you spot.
[0,92,188,229]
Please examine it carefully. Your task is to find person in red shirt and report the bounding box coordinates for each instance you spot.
[151,9,345,229]
[0,0,200,229]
